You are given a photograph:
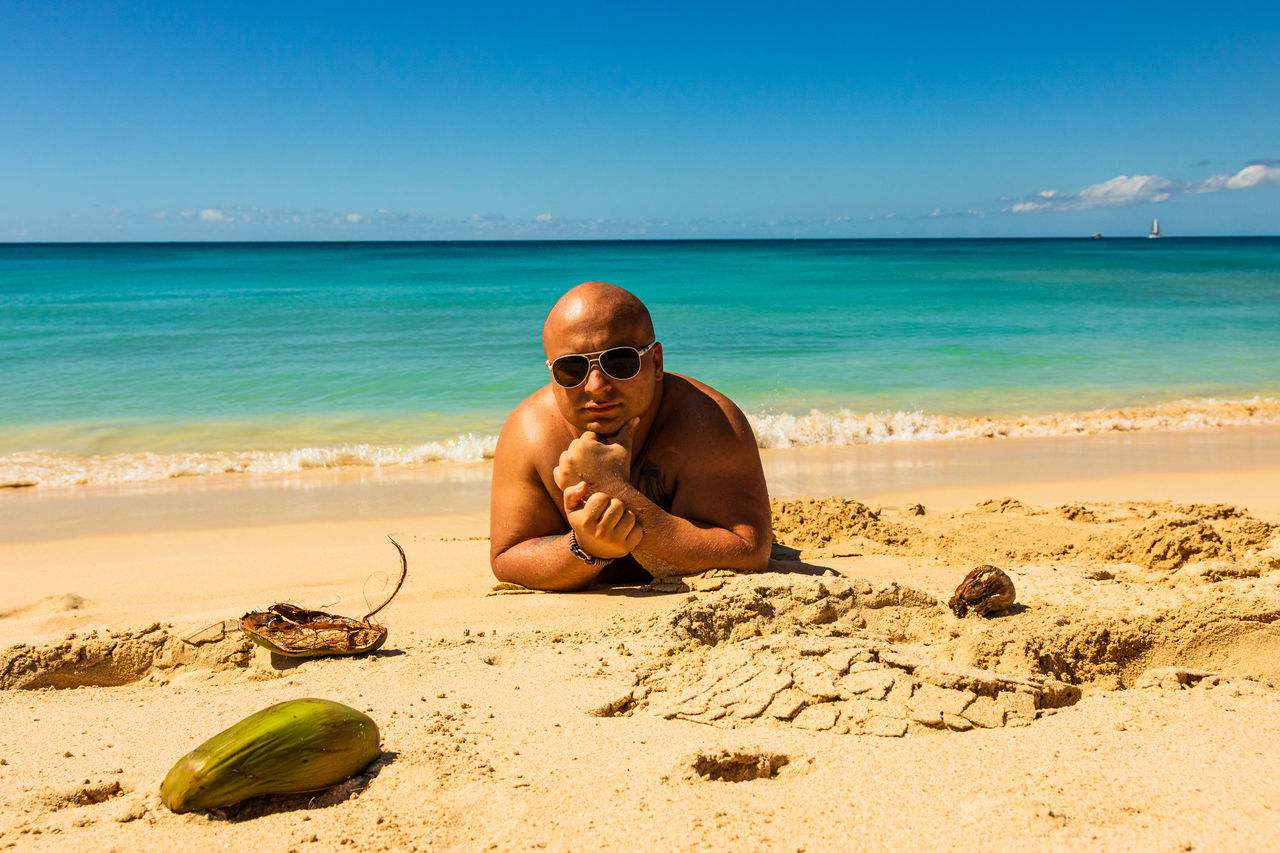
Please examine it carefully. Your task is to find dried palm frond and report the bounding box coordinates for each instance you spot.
[242,537,408,658]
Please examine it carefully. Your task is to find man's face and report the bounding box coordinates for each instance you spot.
[543,317,663,436]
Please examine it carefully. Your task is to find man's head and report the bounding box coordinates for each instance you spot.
[542,282,664,436]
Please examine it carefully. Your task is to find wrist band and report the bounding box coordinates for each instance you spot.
[567,530,611,568]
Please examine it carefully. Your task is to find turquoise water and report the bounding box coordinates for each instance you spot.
[2,239,1279,485]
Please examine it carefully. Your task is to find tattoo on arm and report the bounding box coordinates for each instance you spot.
[528,535,563,550]
[635,460,673,511]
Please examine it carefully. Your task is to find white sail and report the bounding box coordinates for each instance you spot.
[1148,217,1162,239]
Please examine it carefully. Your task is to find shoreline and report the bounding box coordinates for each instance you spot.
[5,424,1280,543]
[5,395,1278,490]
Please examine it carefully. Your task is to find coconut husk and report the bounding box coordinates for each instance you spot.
[241,537,408,658]
[948,564,1016,618]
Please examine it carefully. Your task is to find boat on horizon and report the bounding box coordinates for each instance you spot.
[1148,218,1162,239]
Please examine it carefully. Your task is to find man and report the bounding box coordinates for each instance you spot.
[490,281,772,591]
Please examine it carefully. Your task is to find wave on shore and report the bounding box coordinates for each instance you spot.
[748,397,1280,448]
[0,434,500,490]
[3,398,1278,489]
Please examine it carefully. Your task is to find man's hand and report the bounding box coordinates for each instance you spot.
[560,481,643,559]
[553,418,639,495]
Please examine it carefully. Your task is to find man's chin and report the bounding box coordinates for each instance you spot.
[582,412,626,436]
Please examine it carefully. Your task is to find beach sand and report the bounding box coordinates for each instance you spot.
[3,428,1280,851]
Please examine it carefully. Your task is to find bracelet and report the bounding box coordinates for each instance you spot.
[567,530,611,569]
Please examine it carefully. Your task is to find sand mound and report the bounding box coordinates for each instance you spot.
[1111,517,1224,570]
[771,497,1279,576]
[946,592,1280,686]
[595,574,1078,736]
[594,560,1279,736]
[770,498,904,550]
[662,574,939,646]
[0,593,90,619]
[0,622,260,690]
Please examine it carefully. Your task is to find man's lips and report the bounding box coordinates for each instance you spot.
[583,402,621,415]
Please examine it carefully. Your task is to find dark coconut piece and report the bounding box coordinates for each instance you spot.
[948,564,1016,617]
[242,537,407,658]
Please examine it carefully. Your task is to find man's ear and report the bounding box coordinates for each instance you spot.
[652,342,664,380]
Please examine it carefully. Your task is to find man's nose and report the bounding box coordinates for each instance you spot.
[582,361,612,392]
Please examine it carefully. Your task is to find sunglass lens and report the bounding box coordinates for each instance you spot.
[551,355,591,387]
[599,347,642,380]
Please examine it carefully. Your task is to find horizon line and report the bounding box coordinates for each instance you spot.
[4,234,1277,247]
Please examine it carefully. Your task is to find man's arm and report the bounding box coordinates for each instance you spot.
[489,397,641,591]
[556,383,772,577]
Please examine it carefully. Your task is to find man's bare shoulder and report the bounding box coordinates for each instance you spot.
[494,384,570,461]
[658,373,757,443]
[499,386,566,444]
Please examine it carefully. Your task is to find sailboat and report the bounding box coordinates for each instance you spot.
[1147,217,1162,239]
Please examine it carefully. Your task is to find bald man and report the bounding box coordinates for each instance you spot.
[489,282,772,591]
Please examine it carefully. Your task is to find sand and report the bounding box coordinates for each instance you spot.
[3,429,1280,850]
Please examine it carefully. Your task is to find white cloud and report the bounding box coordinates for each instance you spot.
[1009,164,1280,214]
[345,213,363,223]
[921,208,985,220]
[199,208,226,222]
[535,213,553,222]
[1199,163,1280,191]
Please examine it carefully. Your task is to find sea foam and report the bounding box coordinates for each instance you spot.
[3,398,1278,489]
[747,397,1280,448]
[0,434,498,490]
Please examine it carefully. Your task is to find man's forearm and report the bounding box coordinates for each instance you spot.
[614,485,769,576]
[492,534,605,592]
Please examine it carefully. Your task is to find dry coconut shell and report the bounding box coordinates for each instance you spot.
[242,537,407,658]
[948,564,1016,617]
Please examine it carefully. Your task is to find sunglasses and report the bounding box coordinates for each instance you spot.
[547,341,658,388]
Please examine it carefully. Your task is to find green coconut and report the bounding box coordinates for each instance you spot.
[160,698,381,812]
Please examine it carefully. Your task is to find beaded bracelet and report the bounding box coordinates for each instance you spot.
[567,530,611,569]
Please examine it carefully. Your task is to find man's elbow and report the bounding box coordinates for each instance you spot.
[730,525,772,572]
[747,537,772,571]
[491,551,594,593]
[489,553,540,588]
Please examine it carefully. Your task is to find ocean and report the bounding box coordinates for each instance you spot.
[2,238,1279,488]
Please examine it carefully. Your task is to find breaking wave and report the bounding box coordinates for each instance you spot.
[747,397,1280,448]
[0,434,498,489]
[4,397,1279,489]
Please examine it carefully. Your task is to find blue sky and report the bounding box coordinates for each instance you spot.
[4,0,1279,240]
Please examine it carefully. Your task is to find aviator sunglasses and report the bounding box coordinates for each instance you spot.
[547,341,658,388]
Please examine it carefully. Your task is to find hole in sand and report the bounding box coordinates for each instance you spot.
[690,750,788,782]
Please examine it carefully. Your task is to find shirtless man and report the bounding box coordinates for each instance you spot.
[489,282,772,591]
